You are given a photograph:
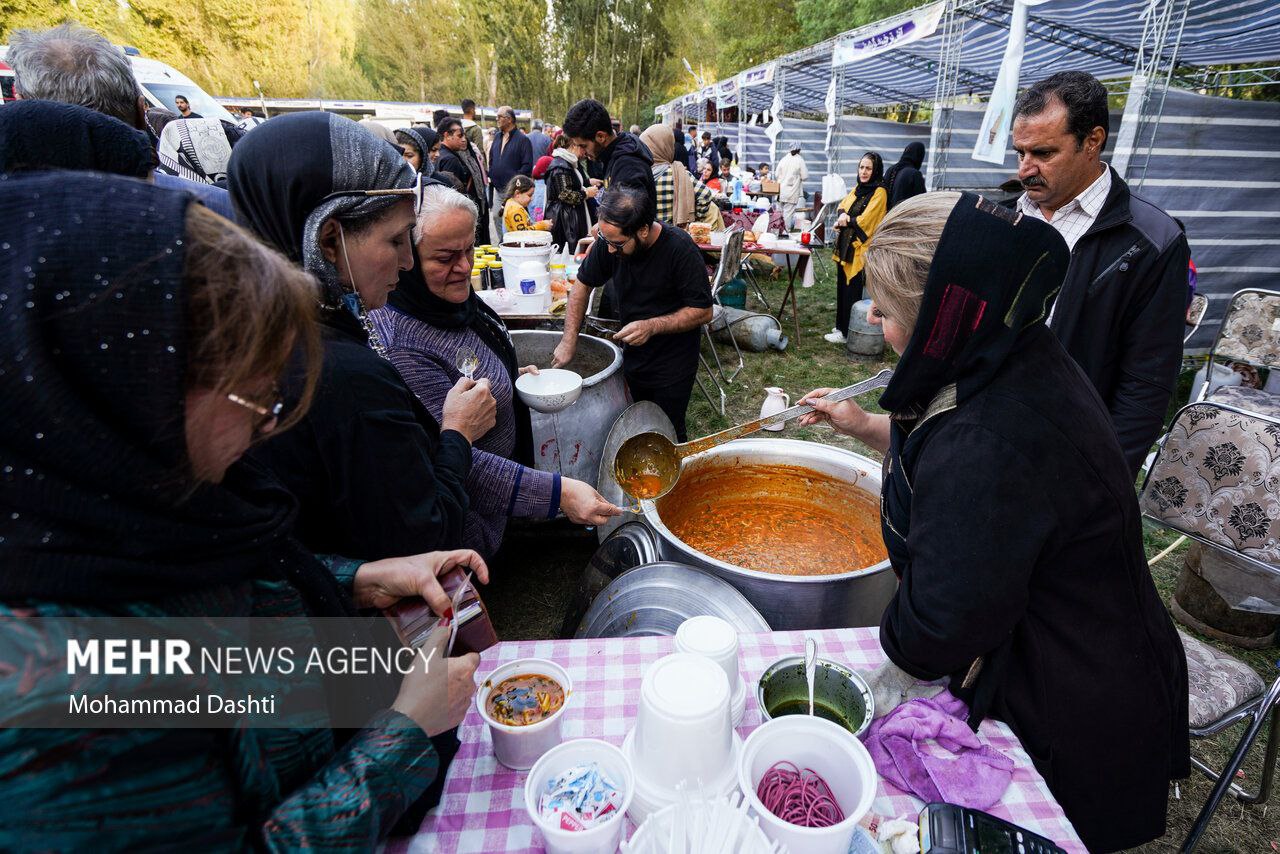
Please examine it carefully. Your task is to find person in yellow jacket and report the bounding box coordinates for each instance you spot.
[827,152,887,345]
[502,175,552,233]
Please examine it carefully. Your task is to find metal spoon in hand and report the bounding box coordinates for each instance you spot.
[612,369,893,502]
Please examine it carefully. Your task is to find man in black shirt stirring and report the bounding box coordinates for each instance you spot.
[553,186,712,441]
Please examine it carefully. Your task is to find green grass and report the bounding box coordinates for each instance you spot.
[685,259,1279,852]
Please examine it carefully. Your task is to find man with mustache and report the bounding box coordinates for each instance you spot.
[1012,71,1189,478]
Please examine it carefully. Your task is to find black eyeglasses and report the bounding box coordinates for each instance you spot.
[227,386,284,432]
[596,231,630,251]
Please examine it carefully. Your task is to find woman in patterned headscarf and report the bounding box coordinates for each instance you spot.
[227,111,496,564]
[156,117,245,186]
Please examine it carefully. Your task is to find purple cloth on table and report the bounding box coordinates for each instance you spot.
[722,205,785,235]
[864,692,1014,810]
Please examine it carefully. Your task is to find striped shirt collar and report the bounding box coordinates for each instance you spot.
[1017,163,1111,223]
[1016,164,1111,252]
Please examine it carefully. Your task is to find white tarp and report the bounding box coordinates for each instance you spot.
[831,2,945,67]
[972,0,1053,164]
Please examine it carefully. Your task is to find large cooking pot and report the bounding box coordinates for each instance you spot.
[510,330,629,489]
[640,438,896,630]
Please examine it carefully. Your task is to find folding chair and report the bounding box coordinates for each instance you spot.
[704,229,746,384]
[1195,289,1280,416]
[1138,399,1280,851]
[1185,293,1209,345]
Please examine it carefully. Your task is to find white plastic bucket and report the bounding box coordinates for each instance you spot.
[523,739,634,854]
[738,716,877,854]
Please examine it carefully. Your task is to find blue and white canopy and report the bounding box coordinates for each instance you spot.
[667,0,1280,115]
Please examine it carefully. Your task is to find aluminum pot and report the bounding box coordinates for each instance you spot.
[510,330,629,489]
[640,438,897,630]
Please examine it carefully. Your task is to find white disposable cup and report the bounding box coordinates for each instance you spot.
[477,658,572,770]
[674,615,740,690]
[737,716,878,854]
[632,653,732,791]
[523,738,634,854]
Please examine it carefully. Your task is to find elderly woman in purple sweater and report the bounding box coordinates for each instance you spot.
[371,183,620,558]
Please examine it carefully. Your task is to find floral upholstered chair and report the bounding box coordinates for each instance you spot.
[1199,289,1280,416]
[1142,402,1280,563]
[1139,398,1280,849]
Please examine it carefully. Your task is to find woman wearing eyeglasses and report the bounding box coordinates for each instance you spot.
[0,172,484,847]
[370,183,620,560]
[227,112,496,566]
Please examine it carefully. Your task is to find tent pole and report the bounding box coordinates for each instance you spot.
[927,0,969,190]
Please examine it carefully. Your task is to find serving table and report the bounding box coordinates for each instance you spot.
[696,242,811,344]
[390,629,1085,853]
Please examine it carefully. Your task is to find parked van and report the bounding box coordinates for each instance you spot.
[0,46,233,123]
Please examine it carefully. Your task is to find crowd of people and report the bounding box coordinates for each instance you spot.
[0,20,1197,853]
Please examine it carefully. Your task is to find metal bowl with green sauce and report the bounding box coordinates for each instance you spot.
[756,655,874,737]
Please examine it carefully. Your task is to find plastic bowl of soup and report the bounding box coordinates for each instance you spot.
[478,658,573,770]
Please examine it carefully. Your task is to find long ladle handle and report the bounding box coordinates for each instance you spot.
[680,369,894,456]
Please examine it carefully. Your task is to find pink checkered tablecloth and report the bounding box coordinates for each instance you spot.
[389,629,1085,853]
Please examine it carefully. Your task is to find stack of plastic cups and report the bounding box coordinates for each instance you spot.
[674,616,746,726]
[623,652,741,824]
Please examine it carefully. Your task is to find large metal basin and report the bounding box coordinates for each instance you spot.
[641,438,897,630]
[511,330,629,489]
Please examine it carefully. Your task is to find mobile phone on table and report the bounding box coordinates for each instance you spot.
[919,803,1066,854]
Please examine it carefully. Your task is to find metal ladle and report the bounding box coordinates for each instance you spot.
[611,369,893,502]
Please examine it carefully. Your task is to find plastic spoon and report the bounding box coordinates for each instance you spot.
[612,369,893,502]
[805,636,817,717]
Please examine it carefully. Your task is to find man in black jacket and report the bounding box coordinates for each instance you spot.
[562,98,655,207]
[436,117,490,244]
[487,105,532,238]
[1012,71,1189,478]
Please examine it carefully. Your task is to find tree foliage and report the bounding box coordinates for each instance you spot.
[794,0,916,46]
[0,0,924,125]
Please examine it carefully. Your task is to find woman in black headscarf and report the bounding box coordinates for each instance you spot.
[227,111,496,562]
[800,192,1188,852]
[396,126,440,176]
[369,183,618,560]
[0,171,483,848]
[882,141,927,211]
[0,100,152,177]
[828,151,887,345]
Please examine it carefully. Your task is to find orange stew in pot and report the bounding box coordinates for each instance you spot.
[655,463,886,576]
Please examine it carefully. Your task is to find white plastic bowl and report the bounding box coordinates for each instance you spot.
[516,368,583,413]
[738,715,877,854]
[476,658,572,770]
[524,739,634,854]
